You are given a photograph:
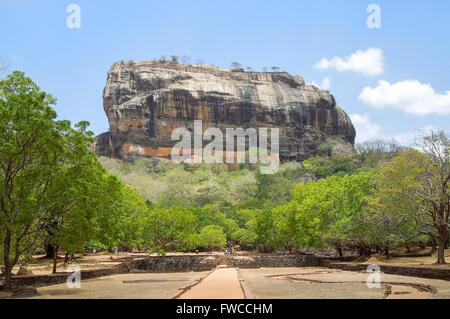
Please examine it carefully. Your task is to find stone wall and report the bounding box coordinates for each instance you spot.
[326,262,450,281]
[1,267,124,290]
[0,256,218,291]
[226,254,322,268]
[132,255,218,272]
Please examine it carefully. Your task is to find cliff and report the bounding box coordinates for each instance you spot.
[94,60,355,162]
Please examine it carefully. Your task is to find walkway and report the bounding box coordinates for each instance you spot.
[177,267,245,299]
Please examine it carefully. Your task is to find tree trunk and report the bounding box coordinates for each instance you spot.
[359,247,365,257]
[406,245,411,253]
[284,242,292,254]
[436,231,447,264]
[45,244,56,258]
[437,244,446,264]
[337,245,343,258]
[385,246,390,259]
[2,230,13,291]
[64,252,69,265]
[52,245,59,274]
[3,264,13,292]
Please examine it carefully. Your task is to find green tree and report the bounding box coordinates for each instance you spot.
[140,207,198,256]
[322,172,378,256]
[255,173,293,208]
[0,71,80,290]
[373,131,449,264]
[278,171,378,256]
[198,225,227,251]
[44,122,107,272]
[86,176,143,253]
[250,209,281,252]
[192,204,226,229]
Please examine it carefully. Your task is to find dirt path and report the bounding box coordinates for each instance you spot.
[177,267,245,299]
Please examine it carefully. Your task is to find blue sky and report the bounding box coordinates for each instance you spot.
[1,0,449,144]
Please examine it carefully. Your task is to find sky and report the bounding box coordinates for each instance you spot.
[1,0,449,145]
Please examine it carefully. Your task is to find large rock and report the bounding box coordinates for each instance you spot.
[94,61,356,162]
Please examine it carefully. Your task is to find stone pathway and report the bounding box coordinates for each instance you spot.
[177,267,245,299]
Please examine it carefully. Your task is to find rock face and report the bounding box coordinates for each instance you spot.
[94,61,355,162]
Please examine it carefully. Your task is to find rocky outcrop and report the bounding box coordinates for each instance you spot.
[94,61,356,162]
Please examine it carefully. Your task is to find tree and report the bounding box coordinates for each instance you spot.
[302,155,359,178]
[198,225,226,251]
[374,131,449,264]
[192,204,226,230]
[42,121,105,272]
[85,177,146,255]
[317,142,334,157]
[322,172,378,256]
[158,178,193,208]
[231,62,242,70]
[171,55,179,63]
[249,209,280,252]
[112,185,148,250]
[276,171,378,256]
[255,172,293,208]
[180,55,191,64]
[140,207,198,256]
[271,66,280,72]
[195,59,205,65]
[272,204,298,253]
[355,139,403,167]
[0,71,76,290]
[234,227,257,249]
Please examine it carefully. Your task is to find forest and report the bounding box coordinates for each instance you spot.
[1,71,449,292]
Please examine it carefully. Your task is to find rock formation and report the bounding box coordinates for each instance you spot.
[94,60,355,162]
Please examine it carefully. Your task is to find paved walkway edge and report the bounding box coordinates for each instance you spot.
[171,268,217,299]
[236,268,256,299]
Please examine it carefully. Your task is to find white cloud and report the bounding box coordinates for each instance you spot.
[350,113,441,146]
[359,80,450,115]
[314,48,384,76]
[393,125,439,146]
[311,77,331,90]
[349,113,382,143]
